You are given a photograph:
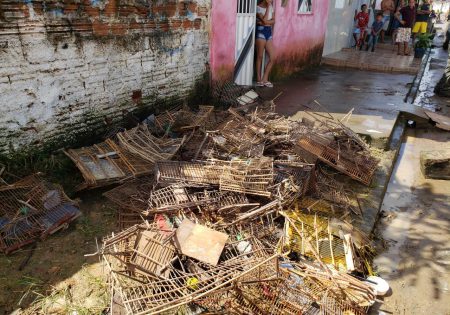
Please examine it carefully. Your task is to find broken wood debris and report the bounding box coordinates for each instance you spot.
[0,174,81,254]
[102,220,376,315]
[59,93,383,313]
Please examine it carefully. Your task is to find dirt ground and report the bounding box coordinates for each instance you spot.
[0,191,118,314]
[371,127,450,315]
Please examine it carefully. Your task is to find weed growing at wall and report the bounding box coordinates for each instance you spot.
[0,77,212,191]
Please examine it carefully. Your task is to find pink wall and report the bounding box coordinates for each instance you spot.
[210,0,237,82]
[210,1,330,82]
[272,1,330,76]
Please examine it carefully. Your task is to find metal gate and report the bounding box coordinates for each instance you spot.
[234,0,257,86]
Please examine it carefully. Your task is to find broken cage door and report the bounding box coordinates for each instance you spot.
[234,0,257,86]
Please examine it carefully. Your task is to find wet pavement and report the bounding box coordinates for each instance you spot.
[368,23,450,314]
[414,23,450,116]
[258,66,415,139]
[372,128,450,315]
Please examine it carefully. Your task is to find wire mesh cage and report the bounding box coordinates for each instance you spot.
[116,124,186,164]
[0,175,81,253]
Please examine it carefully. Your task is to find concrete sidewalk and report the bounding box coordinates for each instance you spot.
[371,128,450,315]
[322,42,422,75]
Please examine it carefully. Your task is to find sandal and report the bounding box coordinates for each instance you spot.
[256,81,265,87]
[264,81,273,88]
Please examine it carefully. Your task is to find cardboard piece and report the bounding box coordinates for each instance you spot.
[425,110,450,131]
[175,219,228,266]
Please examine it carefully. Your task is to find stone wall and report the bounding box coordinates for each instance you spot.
[0,0,210,154]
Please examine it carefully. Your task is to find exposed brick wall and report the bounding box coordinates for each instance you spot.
[0,0,210,154]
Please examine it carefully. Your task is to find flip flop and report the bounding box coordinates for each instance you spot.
[264,81,273,88]
[256,81,264,87]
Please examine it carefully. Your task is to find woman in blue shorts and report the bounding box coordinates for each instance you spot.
[256,0,275,88]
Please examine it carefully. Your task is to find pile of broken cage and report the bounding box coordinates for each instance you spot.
[64,97,382,314]
[0,172,81,254]
[102,221,376,315]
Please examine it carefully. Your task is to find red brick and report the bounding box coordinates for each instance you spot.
[92,21,109,36]
[103,0,117,17]
[182,19,192,29]
[64,3,79,14]
[159,20,169,32]
[71,21,93,32]
[110,23,127,36]
[170,18,182,29]
[130,21,144,31]
[187,3,197,12]
[135,6,149,17]
[84,6,100,18]
[143,21,156,31]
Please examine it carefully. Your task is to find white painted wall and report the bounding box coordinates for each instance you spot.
[0,1,211,155]
[323,0,370,56]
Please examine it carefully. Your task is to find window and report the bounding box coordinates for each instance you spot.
[237,0,256,14]
[298,0,313,14]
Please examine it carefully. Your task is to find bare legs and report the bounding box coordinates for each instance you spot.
[262,40,275,83]
[256,39,266,83]
[397,42,409,55]
[255,38,275,83]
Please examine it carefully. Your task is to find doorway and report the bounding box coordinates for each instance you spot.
[234,0,258,86]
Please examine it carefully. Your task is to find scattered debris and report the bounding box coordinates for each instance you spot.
[62,93,383,313]
[64,140,154,190]
[0,42,423,314]
[174,218,228,266]
[0,174,81,254]
[424,109,450,131]
[420,150,450,180]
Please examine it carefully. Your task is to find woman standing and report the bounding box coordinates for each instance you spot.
[256,0,276,88]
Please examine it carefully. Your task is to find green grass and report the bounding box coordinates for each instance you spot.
[76,217,106,239]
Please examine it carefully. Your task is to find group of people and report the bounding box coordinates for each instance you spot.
[353,0,432,56]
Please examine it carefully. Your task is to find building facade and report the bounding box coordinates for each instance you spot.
[0,0,338,155]
[210,0,330,84]
[0,0,210,154]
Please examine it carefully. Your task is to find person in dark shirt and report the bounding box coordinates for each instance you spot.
[412,0,431,40]
[366,13,384,52]
[396,0,416,56]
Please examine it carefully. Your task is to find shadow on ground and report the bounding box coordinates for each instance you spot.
[371,127,450,315]
[0,188,119,314]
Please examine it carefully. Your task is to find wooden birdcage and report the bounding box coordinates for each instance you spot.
[0,175,80,253]
[65,140,153,189]
[116,124,186,164]
[155,160,222,186]
[297,134,379,186]
[217,158,274,197]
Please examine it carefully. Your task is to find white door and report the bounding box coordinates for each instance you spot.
[234,0,257,86]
